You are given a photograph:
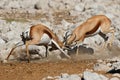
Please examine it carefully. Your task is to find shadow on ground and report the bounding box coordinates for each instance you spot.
[7,45,120,62]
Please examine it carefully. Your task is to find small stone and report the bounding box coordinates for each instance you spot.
[97,59,104,63]
[0,38,5,44]
[46,76,54,79]
[68,74,81,80]
[110,77,120,80]
[61,73,69,78]
[113,73,120,78]
[94,63,111,72]
[83,71,108,80]
[2,59,8,63]
[74,4,85,12]
[107,63,112,67]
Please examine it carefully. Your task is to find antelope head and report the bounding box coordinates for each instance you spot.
[63,31,77,50]
[20,31,32,44]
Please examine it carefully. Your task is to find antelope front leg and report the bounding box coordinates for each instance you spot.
[76,42,80,55]
[6,47,16,60]
[25,39,40,62]
[76,36,85,55]
[108,28,115,48]
[76,46,79,55]
[25,41,30,63]
[73,41,81,55]
[45,45,48,57]
[103,28,115,49]
[3,47,16,63]
[5,41,24,62]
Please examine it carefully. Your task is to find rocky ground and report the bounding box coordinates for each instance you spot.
[0,0,120,80]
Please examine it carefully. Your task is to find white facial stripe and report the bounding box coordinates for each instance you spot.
[24,28,30,38]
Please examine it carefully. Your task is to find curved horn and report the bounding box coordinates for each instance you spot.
[63,31,72,44]
[70,41,77,47]
[69,34,77,47]
[63,33,77,50]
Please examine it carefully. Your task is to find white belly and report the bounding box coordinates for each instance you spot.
[93,27,101,35]
[87,27,101,37]
[39,34,51,44]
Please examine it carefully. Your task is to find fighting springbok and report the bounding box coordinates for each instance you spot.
[64,15,115,55]
[5,24,70,62]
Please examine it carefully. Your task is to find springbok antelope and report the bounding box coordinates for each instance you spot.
[64,15,115,55]
[5,24,70,62]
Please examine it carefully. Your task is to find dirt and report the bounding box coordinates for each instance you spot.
[0,59,96,80]
[0,46,120,80]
